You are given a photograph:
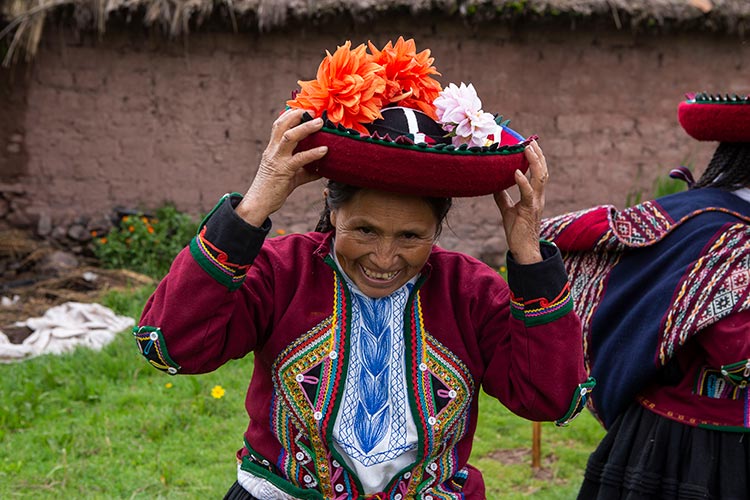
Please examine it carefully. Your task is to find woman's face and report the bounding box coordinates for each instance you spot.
[329,189,439,299]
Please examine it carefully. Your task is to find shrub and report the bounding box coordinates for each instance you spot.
[92,204,199,279]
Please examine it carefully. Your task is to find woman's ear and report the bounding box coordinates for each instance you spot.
[329,207,337,228]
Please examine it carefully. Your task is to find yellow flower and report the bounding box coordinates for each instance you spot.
[499,266,507,273]
[276,229,287,235]
[165,382,173,389]
[211,385,226,399]
[122,216,130,222]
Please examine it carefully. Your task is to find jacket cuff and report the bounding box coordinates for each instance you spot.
[189,193,271,290]
[506,240,573,327]
[555,377,596,426]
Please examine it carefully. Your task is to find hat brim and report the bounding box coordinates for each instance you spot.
[297,123,534,198]
[678,98,750,142]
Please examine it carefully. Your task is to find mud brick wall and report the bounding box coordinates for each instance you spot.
[1,18,745,265]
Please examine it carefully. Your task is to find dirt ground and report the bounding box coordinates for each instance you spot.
[0,228,154,343]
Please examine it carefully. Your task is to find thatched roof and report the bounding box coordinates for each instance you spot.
[2,0,748,66]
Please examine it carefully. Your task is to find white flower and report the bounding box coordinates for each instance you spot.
[434,82,500,147]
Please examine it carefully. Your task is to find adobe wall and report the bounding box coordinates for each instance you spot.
[1,18,745,265]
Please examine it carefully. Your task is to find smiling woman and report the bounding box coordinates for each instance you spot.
[132,38,594,500]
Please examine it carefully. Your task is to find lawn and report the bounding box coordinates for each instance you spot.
[0,286,605,499]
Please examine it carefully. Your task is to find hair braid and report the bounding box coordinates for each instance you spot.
[692,142,750,190]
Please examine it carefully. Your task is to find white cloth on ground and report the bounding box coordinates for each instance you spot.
[0,301,134,363]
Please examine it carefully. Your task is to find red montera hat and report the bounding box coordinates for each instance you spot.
[288,38,535,197]
[678,92,750,142]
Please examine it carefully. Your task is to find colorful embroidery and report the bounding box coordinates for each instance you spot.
[189,226,251,291]
[132,326,180,375]
[408,292,474,498]
[337,285,414,465]
[510,283,574,327]
[268,269,474,499]
[608,200,674,246]
[555,377,597,426]
[695,367,744,399]
[660,224,750,364]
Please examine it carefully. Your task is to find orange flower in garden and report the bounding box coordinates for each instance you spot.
[128,225,135,233]
[147,226,154,234]
[368,37,442,120]
[276,229,286,235]
[122,216,130,222]
[287,41,387,133]
[90,230,97,237]
[99,237,107,244]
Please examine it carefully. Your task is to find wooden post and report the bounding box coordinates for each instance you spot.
[531,421,542,469]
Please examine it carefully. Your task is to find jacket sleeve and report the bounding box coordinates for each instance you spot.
[479,241,594,425]
[133,193,275,375]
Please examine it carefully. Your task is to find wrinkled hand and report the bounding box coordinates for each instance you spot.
[494,140,548,265]
[236,108,328,226]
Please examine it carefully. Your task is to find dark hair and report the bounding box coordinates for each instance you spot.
[314,180,452,237]
[691,142,750,190]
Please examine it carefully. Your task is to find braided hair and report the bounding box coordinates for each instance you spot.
[314,180,452,236]
[691,142,750,190]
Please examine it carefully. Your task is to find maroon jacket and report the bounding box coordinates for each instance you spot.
[134,194,592,499]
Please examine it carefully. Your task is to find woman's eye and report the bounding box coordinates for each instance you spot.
[402,232,418,239]
[357,227,373,234]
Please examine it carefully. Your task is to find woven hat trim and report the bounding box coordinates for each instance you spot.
[302,112,533,156]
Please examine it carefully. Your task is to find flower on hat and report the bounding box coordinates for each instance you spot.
[368,37,442,120]
[287,41,387,133]
[434,83,500,148]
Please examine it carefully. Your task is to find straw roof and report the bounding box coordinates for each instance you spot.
[1,0,748,66]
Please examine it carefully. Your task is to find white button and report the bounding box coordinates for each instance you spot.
[149,331,159,340]
[721,369,729,376]
[332,460,340,468]
[426,495,434,500]
[295,452,305,461]
[295,373,305,382]
[428,416,437,425]
[404,472,411,479]
[303,474,312,483]
[335,484,344,492]
[448,390,457,398]
[329,351,338,359]
[394,494,402,500]
[167,367,177,374]
[581,387,588,395]
[429,462,438,471]
[314,411,323,420]
[261,459,269,466]
[419,363,428,371]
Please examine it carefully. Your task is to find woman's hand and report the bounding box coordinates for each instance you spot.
[494,140,548,265]
[236,108,328,226]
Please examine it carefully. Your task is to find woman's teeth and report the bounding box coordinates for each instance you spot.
[363,267,397,280]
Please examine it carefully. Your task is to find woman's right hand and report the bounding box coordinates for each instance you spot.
[236,108,328,226]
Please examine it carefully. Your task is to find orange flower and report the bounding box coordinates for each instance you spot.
[122,216,130,222]
[368,37,442,120]
[128,226,135,233]
[275,229,286,235]
[90,230,98,237]
[147,225,154,234]
[99,237,107,244]
[141,216,149,223]
[287,41,387,133]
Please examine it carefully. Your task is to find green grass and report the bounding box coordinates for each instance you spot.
[0,286,604,499]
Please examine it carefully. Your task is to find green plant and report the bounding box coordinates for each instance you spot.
[93,204,199,280]
[626,170,689,207]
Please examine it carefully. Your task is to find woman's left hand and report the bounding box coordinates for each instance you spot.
[494,140,548,265]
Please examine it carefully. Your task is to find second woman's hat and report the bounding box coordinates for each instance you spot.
[287,38,534,197]
[678,92,750,142]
